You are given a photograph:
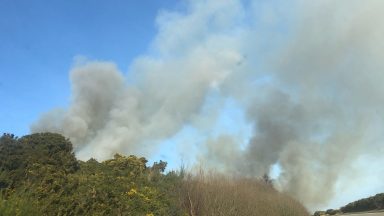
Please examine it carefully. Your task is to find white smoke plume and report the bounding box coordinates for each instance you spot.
[32,0,384,210]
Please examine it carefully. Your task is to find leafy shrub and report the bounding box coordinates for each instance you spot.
[0,192,41,216]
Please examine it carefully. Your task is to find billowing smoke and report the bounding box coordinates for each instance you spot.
[31,0,384,210]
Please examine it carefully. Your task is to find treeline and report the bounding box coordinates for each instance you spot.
[340,193,384,213]
[0,132,309,216]
[313,193,384,215]
[0,133,182,215]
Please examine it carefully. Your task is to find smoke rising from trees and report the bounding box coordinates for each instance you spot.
[31,0,384,209]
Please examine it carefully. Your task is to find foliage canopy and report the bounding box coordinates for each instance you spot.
[0,132,309,216]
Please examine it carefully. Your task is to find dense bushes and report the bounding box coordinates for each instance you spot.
[0,133,79,190]
[0,133,183,215]
[0,132,309,215]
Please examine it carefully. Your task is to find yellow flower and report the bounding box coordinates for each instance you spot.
[146,213,154,216]
[127,188,137,196]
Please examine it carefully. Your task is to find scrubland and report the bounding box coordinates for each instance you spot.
[0,133,309,216]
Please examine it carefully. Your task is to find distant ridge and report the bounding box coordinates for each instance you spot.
[340,193,384,213]
[314,193,384,216]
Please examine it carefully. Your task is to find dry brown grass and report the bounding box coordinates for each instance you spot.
[176,170,309,216]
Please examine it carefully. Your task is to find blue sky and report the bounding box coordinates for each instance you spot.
[0,0,178,135]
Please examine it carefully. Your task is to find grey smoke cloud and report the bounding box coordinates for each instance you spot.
[32,0,384,210]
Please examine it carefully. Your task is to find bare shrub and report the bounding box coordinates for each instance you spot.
[177,170,309,216]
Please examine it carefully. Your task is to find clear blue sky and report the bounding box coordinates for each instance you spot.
[0,0,178,135]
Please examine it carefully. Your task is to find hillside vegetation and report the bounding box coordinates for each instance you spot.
[340,193,384,213]
[313,193,384,216]
[0,132,309,216]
